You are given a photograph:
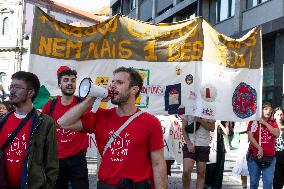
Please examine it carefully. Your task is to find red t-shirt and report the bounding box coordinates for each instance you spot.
[42,96,88,159]
[247,120,278,157]
[0,113,32,186]
[81,108,164,188]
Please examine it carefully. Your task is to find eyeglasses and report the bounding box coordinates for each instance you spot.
[0,107,7,111]
[9,85,27,91]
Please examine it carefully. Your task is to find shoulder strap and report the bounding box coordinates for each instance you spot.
[49,97,82,116]
[76,96,83,103]
[0,109,35,152]
[49,98,58,116]
[103,111,144,156]
[0,111,14,131]
[259,122,262,145]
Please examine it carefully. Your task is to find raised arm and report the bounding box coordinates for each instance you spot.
[150,149,167,189]
[57,97,96,131]
[259,118,280,137]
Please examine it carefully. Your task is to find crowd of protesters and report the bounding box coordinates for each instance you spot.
[0,68,284,189]
[181,102,284,189]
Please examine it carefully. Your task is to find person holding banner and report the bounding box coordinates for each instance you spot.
[247,102,280,189]
[58,67,167,189]
[0,71,58,188]
[204,121,230,189]
[181,115,215,189]
[42,66,89,189]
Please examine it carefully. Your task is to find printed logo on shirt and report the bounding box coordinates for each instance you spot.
[6,133,28,163]
[108,130,131,162]
[261,127,272,144]
[275,130,284,151]
[57,128,76,143]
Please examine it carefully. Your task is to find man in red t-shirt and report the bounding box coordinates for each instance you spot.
[58,67,167,189]
[42,66,89,189]
[0,71,58,188]
[247,102,280,189]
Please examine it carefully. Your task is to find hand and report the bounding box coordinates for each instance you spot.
[257,147,263,159]
[187,143,195,153]
[86,96,97,104]
[194,117,202,123]
[101,96,111,102]
[259,119,267,127]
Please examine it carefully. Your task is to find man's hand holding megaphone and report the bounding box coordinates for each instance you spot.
[79,78,114,112]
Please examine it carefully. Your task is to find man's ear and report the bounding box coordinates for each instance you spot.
[132,86,139,96]
[28,89,35,99]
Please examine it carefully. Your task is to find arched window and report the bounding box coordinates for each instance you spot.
[2,17,9,35]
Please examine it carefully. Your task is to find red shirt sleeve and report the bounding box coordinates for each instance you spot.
[42,100,52,114]
[81,109,97,133]
[247,121,253,132]
[148,115,165,152]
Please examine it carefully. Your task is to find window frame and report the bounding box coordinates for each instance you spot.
[246,0,270,9]
[2,16,9,36]
[209,0,235,24]
[129,0,136,11]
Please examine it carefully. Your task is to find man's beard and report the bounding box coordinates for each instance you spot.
[111,93,130,105]
[10,95,28,107]
[61,88,75,96]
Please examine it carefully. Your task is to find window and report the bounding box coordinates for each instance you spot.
[178,3,197,21]
[129,0,136,11]
[161,16,173,23]
[158,4,173,16]
[112,4,121,15]
[209,0,235,24]
[2,17,9,35]
[247,0,269,9]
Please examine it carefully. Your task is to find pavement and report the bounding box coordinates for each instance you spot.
[87,149,263,188]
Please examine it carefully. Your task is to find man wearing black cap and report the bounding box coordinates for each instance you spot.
[42,66,89,189]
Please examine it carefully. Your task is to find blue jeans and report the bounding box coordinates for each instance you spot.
[247,157,276,189]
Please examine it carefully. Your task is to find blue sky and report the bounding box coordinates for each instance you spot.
[55,0,110,11]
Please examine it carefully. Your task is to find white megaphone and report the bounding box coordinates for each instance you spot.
[79,78,108,112]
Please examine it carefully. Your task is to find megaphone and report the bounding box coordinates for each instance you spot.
[79,78,108,98]
[79,78,108,113]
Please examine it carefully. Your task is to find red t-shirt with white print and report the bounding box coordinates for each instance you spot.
[42,96,88,159]
[81,108,164,189]
[247,120,278,157]
[0,113,32,187]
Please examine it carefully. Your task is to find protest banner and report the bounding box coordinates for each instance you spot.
[30,7,262,121]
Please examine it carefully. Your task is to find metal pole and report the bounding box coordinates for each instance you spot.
[120,0,124,14]
[151,0,157,24]
[17,0,26,71]
[135,0,140,19]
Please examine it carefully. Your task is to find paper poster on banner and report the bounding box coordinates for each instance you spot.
[157,115,184,164]
[86,134,97,157]
[135,69,150,108]
[165,84,181,114]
